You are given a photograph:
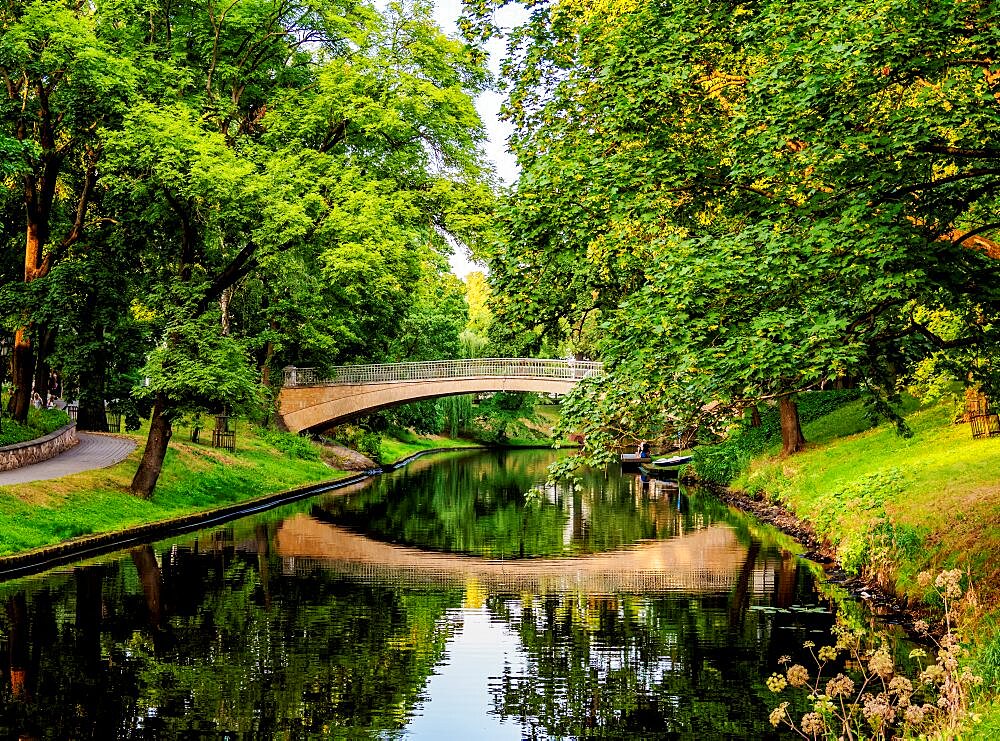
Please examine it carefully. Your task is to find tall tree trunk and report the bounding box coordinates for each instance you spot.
[220,286,233,336]
[10,327,34,422]
[77,397,108,432]
[130,545,163,628]
[7,593,30,700]
[77,329,108,431]
[779,396,806,456]
[130,392,172,497]
[74,566,105,667]
[12,140,58,422]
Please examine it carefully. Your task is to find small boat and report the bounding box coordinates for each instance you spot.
[652,455,692,466]
[639,455,693,480]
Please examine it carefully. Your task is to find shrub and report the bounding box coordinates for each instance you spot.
[327,424,382,463]
[769,570,983,739]
[258,428,320,460]
[0,407,72,447]
[29,407,71,434]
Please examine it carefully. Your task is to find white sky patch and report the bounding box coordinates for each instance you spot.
[376,1,528,277]
[433,1,527,278]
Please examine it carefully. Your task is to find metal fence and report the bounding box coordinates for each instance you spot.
[281,358,603,387]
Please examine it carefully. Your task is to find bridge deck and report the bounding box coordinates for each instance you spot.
[277,358,602,432]
[282,358,603,387]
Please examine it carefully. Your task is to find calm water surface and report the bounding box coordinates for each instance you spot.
[0,450,864,738]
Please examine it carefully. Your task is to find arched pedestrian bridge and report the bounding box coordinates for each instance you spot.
[277,358,603,433]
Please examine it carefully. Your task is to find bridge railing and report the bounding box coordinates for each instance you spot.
[282,358,603,387]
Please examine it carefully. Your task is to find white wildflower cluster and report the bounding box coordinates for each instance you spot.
[767,570,985,740]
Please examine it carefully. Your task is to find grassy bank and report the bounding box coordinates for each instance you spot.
[0,413,550,558]
[0,426,347,556]
[740,399,1000,606]
[379,430,483,463]
[704,395,1000,734]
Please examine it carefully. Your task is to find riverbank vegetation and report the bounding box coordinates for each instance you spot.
[688,393,1000,735]
[0,407,70,447]
[770,404,1000,736]
[0,424,343,556]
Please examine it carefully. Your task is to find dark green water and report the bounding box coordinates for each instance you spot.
[0,449,855,738]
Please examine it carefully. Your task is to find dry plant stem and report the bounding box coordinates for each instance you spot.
[768,569,983,739]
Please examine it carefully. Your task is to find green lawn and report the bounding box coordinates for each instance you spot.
[379,432,480,463]
[0,424,347,556]
[744,400,1000,600]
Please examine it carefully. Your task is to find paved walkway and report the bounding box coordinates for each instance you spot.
[0,433,137,486]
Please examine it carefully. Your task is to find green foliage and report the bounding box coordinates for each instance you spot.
[473,392,539,444]
[975,622,1000,698]
[29,407,71,435]
[2,0,493,495]
[0,134,29,176]
[0,407,71,447]
[441,394,475,437]
[257,428,320,461]
[468,0,1000,462]
[140,314,262,416]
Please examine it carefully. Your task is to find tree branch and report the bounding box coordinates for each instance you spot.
[952,222,1000,247]
[846,298,906,333]
[919,145,1000,159]
[874,169,1000,204]
[194,241,259,317]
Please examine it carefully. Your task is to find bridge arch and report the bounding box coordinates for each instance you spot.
[277,358,601,433]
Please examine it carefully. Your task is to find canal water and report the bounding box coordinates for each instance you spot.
[0,449,858,738]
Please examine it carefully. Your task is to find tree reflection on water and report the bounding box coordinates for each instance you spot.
[0,450,842,738]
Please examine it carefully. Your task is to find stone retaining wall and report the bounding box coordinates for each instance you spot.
[0,423,78,472]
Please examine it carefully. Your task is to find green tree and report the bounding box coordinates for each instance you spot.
[467,0,1000,458]
[0,0,136,420]
[93,0,491,495]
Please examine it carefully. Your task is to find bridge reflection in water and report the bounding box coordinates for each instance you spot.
[270,515,793,597]
[249,448,800,606]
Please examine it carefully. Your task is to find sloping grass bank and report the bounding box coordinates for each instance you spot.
[379,429,482,463]
[698,395,1000,734]
[740,400,1000,606]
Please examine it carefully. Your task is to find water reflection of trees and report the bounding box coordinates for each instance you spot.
[0,451,846,738]
[320,451,739,558]
[484,549,832,739]
[0,534,461,738]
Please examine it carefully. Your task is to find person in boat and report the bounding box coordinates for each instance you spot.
[640,441,651,458]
